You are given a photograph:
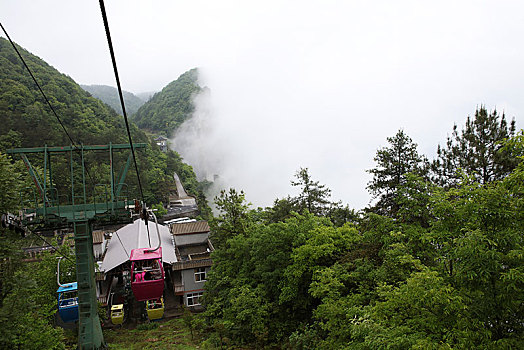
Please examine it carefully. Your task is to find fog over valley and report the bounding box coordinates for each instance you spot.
[2,0,523,209]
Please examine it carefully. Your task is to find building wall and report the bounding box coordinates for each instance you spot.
[93,243,103,260]
[181,267,208,292]
[181,266,211,307]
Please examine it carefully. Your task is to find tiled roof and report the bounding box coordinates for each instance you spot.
[93,231,105,244]
[170,221,210,235]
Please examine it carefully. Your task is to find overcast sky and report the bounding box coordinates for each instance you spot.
[2,1,523,209]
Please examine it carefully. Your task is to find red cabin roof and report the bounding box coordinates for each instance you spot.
[130,247,162,261]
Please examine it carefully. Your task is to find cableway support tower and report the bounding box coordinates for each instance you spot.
[7,143,146,350]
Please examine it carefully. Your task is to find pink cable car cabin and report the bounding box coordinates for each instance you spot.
[130,247,165,301]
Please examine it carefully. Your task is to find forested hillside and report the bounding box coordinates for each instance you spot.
[132,68,200,136]
[80,84,146,116]
[0,37,210,216]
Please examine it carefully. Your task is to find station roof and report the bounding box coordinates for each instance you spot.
[92,230,105,244]
[100,219,176,272]
[170,221,210,235]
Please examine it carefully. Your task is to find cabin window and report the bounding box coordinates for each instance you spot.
[194,267,206,282]
[186,291,203,306]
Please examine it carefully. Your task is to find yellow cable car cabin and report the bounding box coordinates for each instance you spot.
[146,297,164,321]
[111,304,124,325]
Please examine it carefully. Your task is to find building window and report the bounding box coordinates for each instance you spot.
[195,267,206,282]
[186,291,203,306]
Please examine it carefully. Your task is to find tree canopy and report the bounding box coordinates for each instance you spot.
[0,37,210,217]
[80,84,146,116]
[131,68,200,136]
[367,129,428,217]
[200,125,524,349]
[432,106,517,186]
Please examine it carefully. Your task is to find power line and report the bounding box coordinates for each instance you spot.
[0,22,77,147]
[98,0,152,245]
[98,0,146,204]
[114,231,130,259]
[30,230,76,265]
[0,22,99,188]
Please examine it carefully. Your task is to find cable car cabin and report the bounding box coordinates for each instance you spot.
[57,282,79,323]
[146,297,164,321]
[111,304,124,325]
[130,247,164,301]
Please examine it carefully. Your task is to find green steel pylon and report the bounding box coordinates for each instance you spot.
[7,143,146,350]
[74,221,104,349]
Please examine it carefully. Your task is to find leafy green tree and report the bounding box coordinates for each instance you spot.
[427,142,524,346]
[204,212,328,346]
[291,167,331,215]
[395,172,433,227]
[279,224,359,312]
[326,201,359,227]
[209,188,251,248]
[265,196,296,223]
[0,152,22,214]
[0,232,74,349]
[432,106,517,186]
[354,270,483,349]
[367,129,427,217]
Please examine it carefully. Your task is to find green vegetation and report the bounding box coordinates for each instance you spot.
[103,318,203,350]
[0,37,210,217]
[132,68,200,136]
[80,84,147,116]
[432,106,516,186]
[0,227,76,350]
[0,35,522,349]
[201,110,523,349]
[0,38,210,349]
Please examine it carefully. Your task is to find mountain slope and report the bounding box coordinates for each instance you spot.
[81,84,146,116]
[0,38,127,148]
[132,68,200,135]
[0,37,210,217]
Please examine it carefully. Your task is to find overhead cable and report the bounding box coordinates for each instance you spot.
[98,0,151,245]
[30,230,76,265]
[0,22,77,147]
[0,22,98,187]
[98,0,146,205]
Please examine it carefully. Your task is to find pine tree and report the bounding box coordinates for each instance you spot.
[291,168,331,215]
[367,129,427,217]
[432,106,516,186]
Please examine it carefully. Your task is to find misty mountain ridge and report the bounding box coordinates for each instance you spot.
[80,84,149,116]
[132,68,200,136]
[0,37,211,217]
[135,91,156,102]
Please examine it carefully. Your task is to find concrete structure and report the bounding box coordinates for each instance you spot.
[155,136,168,152]
[170,221,213,309]
[163,172,199,221]
[92,230,108,260]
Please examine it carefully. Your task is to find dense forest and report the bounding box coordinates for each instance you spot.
[131,68,200,136]
[0,37,210,217]
[0,35,523,349]
[80,84,147,116]
[195,109,523,349]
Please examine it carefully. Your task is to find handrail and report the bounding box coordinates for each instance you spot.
[146,209,162,253]
[57,256,65,287]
